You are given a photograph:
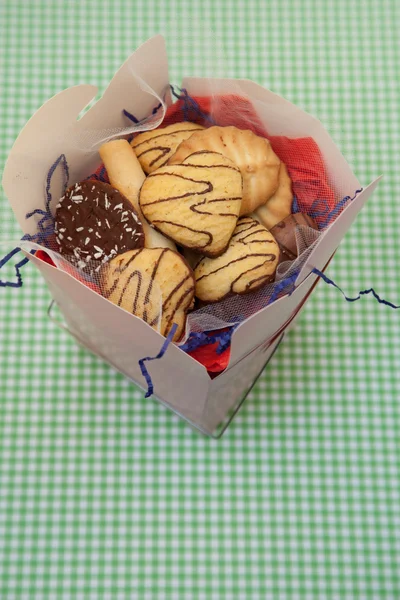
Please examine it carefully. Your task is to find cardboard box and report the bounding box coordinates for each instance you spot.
[2,35,380,436]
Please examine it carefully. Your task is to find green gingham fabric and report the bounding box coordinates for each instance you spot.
[1,1,399,598]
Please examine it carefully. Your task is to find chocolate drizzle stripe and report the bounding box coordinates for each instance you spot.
[238,237,276,244]
[142,173,213,205]
[190,198,241,217]
[231,221,260,238]
[117,249,143,273]
[161,273,192,311]
[176,150,240,171]
[148,274,194,328]
[103,276,120,299]
[151,220,213,247]
[208,197,242,203]
[197,252,277,282]
[231,265,276,293]
[132,127,204,150]
[181,162,240,172]
[164,285,195,333]
[117,270,142,313]
[143,249,168,324]
[103,250,143,299]
[136,146,171,167]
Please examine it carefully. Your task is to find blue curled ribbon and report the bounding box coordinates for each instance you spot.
[171,86,216,124]
[0,154,69,288]
[312,268,400,309]
[123,101,163,125]
[179,323,239,355]
[26,153,69,238]
[124,86,216,129]
[267,271,299,305]
[319,189,363,229]
[0,248,30,288]
[291,195,300,213]
[138,323,178,398]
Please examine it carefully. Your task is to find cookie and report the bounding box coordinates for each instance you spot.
[194,217,280,302]
[169,125,281,215]
[131,122,205,174]
[55,180,144,275]
[99,139,176,250]
[102,248,195,342]
[139,150,243,257]
[269,213,318,262]
[254,163,293,229]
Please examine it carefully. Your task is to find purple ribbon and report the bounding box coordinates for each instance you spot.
[179,324,238,355]
[313,268,400,309]
[0,154,69,287]
[138,323,178,398]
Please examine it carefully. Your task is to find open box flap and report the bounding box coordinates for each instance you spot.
[77,34,170,135]
[2,35,169,235]
[182,77,380,366]
[28,253,211,421]
[228,176,381,366]
[296,177,382,284]
[182,76,361,199]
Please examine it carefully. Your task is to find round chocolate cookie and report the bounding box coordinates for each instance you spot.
[55,180,144,274]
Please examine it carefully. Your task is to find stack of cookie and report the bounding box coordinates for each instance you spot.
[54,122,318,342]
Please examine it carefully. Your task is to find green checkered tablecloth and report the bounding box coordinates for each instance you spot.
[1,0,399,598]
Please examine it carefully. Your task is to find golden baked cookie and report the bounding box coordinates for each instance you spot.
[194,217,279,302]
[169,125,281,215]
[131,122,204,174]
[101,248,195,341]
[139,151,243,257]
[254,163,293,229]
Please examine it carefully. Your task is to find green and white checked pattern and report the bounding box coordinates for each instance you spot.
[1,0,400,598]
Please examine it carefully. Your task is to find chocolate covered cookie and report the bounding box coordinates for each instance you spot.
[131,122,204,174]
[139,150,243,257]
[194,217,280,302]
[270,213,318,262]
[102,248,195,341]
[55,180,144,274]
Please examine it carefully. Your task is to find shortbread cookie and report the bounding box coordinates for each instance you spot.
[131,122,204,174]
[102,248,195,341]
[55,180,144,275]
[139,151,242,257]
[169,126,281,215]
[194,217,280,302]
[99,139,176,250]
[254,163,293,229]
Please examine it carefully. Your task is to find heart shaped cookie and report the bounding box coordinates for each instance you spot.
[194,217,279,302]
[139,151,243,257]
[131,122,204,174]
[101,247,195,342]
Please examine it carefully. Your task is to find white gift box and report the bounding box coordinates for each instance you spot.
[2,35,380,436]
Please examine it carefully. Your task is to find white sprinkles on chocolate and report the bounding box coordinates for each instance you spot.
[54,180,145,276]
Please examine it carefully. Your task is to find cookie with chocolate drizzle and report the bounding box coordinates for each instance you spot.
[139,150,243,257]
[194,216,279,302]
[131,122,204,174]
[169,125,281,215]
[101,248,195,342]
[55,180,144,275]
